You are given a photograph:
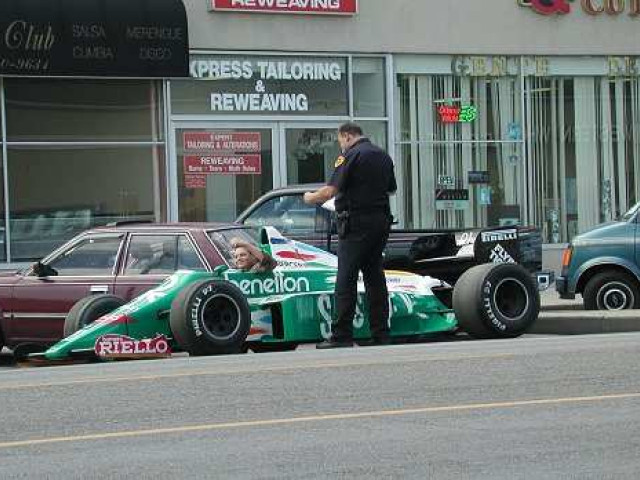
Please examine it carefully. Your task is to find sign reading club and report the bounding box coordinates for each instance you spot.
[210,0,358,15]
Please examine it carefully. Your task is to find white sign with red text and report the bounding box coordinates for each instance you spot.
[210,0,358,15]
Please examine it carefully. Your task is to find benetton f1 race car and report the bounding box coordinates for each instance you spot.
[39,227,540,362]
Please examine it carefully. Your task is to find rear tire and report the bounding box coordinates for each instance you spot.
[170,279,251,356]
[583,271,640,311]
[453,263,540,339]
[64,295,126,338]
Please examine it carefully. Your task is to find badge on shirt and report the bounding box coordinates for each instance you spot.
[335,156,346,168]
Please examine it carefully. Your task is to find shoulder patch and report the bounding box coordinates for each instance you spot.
[334,156,346,168]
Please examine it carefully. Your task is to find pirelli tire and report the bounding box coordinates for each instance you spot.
[64,294,126,338]
[170,279,251,356]
[452,263,540,339]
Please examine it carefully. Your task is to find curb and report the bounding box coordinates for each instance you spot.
[533,310,640,335]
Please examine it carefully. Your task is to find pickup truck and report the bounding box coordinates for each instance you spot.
[237,184,548,288]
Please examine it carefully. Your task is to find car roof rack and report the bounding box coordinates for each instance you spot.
[105,219,155,227]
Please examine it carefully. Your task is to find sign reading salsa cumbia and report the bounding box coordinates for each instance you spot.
[210,0,358,15]
[187,55,348,115]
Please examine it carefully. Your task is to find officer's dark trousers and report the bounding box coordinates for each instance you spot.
[333,211,391,340]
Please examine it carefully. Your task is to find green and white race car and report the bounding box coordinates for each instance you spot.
[40,227,540,361]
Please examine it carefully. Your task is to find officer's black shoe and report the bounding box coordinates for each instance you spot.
[316,336,354,349]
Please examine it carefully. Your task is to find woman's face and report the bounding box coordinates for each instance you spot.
[233,246,256,270]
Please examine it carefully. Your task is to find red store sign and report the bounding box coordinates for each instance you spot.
[184,155,262,175]
[210,0,358,15]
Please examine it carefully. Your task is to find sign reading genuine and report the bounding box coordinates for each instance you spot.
[0,0,189,77]
[210,0,358,15]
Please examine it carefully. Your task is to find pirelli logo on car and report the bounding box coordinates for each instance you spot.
[481,229,518,243]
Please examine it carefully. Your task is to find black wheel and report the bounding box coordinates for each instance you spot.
[249,342,298,353]
[583,271,640,311]
[453,263,540,339]
[170,279,251,356]
[64,295,126,338]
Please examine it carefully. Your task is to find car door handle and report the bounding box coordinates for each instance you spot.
[90,285,109,294]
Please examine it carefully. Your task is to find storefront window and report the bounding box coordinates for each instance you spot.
[398,74,523,229]
[8,146,158,260]
[353,57,386,118]
[177,128,273,222]
[5,79,163,142]
[526,73,640,243]
[172,55,349,116]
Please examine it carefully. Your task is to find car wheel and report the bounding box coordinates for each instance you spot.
[170,279,251,356]
[452,263,540,339]
[64,295,127,338]
[583,271,640,311]
[249,342,298,353]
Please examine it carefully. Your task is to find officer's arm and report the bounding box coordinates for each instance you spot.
[303,185,337,205]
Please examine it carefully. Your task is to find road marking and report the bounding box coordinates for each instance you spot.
[0,353,512,391]
[0,392,639,450]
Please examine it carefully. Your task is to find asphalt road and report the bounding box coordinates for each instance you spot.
[1,334,639,479]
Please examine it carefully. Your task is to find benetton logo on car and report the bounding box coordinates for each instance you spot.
[210,0,358,15]
[519,0,640,16]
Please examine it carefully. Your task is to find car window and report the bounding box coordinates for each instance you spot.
[243,194,324,234]
[177,236,206,271]
[209,228,260,266]
[47,236,123,276]
[124,235,179,275]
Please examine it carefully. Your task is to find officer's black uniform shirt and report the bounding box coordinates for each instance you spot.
[329,138,397,214]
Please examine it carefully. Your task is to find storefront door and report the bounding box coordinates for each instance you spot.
[170,122,279,223]
[170,122,346,223]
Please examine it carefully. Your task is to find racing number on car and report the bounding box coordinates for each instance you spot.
[317,294,365,338]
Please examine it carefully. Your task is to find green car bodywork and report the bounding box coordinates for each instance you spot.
[44,228,457,360]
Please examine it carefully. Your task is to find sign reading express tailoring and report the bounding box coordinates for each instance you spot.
[187,55,348,115]
[0,0,188,77]
[183,132,262,188]
[210,0,358,15]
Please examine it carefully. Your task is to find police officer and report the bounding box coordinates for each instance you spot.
[304,122,397,348]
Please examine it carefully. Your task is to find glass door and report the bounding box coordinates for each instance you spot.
[171,122,278,223]
[280,123,342,186]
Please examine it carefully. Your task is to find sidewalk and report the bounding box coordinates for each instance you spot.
[535,289,640,335]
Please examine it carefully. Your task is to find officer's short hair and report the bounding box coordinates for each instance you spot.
[338,122,363,137]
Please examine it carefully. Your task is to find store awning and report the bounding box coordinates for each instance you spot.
[0,0,189,78]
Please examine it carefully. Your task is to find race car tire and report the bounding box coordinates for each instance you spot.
[170,279,251,356]
[452,263,540,339]
[64,294,126,338]
[249,342,298,353]
[583,271,640,311]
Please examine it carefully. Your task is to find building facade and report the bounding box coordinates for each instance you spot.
[1,0,639,265]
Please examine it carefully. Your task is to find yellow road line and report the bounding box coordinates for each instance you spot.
[1,392,639,450]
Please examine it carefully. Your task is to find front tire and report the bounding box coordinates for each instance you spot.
[170,280,251,356]
[64,295,126,337]
[453,263,540,339]
[583,271,640,311]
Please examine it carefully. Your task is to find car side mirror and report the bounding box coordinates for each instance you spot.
[32,261,58,278]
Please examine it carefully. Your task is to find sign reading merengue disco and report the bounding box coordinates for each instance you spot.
[190,55,348,115]
[210,0,358,15]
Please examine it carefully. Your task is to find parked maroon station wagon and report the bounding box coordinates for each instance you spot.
[0,222,257,353]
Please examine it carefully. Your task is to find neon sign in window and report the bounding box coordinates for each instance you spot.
[437,105,478,124]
